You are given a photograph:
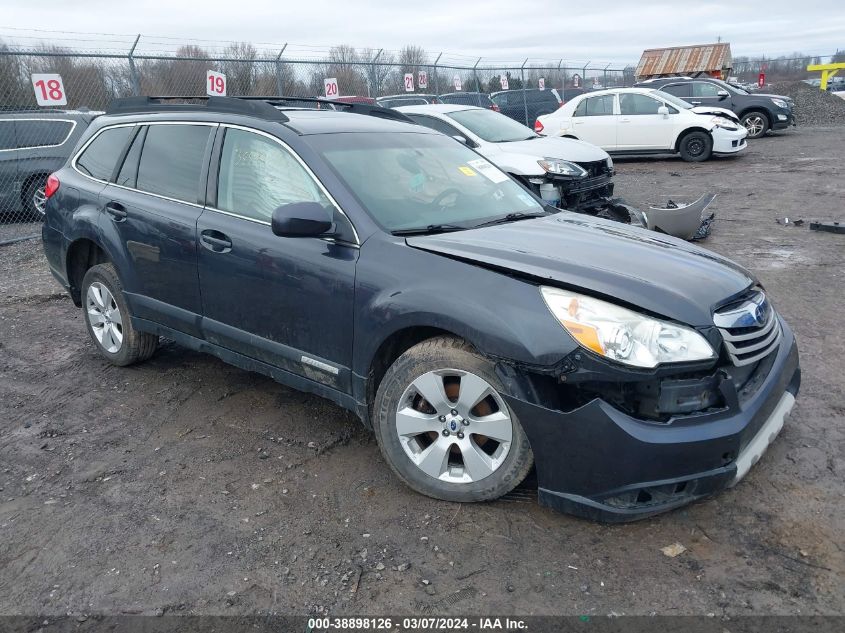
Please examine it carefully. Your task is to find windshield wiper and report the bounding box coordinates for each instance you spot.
[391,224,468,236]
[470,211,550,229]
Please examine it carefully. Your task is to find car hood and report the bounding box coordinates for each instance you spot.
[406,214,755,326]
[493,136,609,162]
[691,106,739,121]
[754,93,791,101]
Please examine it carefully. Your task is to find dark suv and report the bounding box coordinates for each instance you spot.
[1,110,98,218]
[43,96,800,522]
[635,77,795,138]
[490,88,562,126]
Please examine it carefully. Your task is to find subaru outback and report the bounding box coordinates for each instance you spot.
[42,96,800,522]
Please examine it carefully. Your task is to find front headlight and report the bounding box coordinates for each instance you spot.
[540,287,716,368]
[771,98,788,109]
[710,116,738,130]
[538,159,587,177]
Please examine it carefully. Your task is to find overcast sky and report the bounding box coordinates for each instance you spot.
[3,0,844,63]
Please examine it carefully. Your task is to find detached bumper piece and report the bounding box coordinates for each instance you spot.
[504,319,800,522]
[646,193,717,241]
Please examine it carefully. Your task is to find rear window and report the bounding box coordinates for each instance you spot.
[15,120,74,149]
[136,124,211,203]
[76,126,134,181]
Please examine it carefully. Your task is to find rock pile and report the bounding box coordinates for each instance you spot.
[766,80,845,126]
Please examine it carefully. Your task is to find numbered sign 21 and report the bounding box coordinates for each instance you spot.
[207,70,227,96]
[453,76,462,91]
[324,77,339,98]
[500,75,509,90]
[538,77,545,90]
[31,74,67,106]
[418,71,428,89]
[404,73,415,92]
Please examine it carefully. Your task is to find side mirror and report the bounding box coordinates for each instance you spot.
[657,105,670,117]
[717,89,729,99]
[271,202,334,237]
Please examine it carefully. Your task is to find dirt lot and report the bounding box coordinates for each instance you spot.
[0,126,843,617]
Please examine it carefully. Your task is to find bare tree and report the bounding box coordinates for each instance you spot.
[220,42,257,95]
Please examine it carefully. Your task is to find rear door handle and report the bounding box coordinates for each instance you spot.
[200,229,232,253]
[105,202,127,222]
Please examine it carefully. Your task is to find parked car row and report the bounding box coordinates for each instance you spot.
[41,95,800,522]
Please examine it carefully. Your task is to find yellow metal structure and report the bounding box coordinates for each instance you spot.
[807,63,845,90]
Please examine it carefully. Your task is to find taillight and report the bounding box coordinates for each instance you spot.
[534,120,545,133]
[490,103,500,112]
[44,174,60,199]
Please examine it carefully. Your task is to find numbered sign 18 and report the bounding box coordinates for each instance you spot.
[404,73,415,92]
[324,77,339,98]
[418,71,428,89]
[538,77,545,90]
[31,74,67,106]
[500,75,509,90]
[207,70,227,96]
[453,76,462,91]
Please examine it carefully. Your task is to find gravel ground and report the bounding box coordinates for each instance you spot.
[767,80,845,126]
[0,126,843,617]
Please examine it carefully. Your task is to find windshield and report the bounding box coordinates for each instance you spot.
[650,90,692,110]
[311,132,544,232]
[726,82,750,95]
[446,108,537,143]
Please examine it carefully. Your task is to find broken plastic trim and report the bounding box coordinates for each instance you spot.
[646,193,717,241]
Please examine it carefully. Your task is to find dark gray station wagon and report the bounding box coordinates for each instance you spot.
[42,96,800,522]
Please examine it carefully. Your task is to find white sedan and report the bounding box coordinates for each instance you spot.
[535,88,748,162]
[396,104,615,210]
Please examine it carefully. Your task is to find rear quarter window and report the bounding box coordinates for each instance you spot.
[75,125,134,181]
[15,120,74,149]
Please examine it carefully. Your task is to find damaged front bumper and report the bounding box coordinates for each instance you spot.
[499,317,800,522]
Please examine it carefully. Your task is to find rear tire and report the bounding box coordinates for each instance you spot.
[23,176,48,220]
[740,110,769,138]
[678,130,713,162]
[373,336,534,503]
[81,263,158,366]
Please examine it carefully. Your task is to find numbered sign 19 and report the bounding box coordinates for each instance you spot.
[324,77,339,99]
[404,73,414,92]
[538,77,545,90]
[31,74,67,106]
[418,71,428,89]
[500,75,509,90]
[207,70,227,96]
[453,76,462,91]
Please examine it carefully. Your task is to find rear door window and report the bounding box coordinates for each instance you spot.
[76,126,134,181]
[136,124,212,203]
[576,94,615,116]
[15,120,74,149]
[0,121,14,150]
[661,83,691,98]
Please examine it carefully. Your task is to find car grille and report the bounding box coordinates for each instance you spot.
[576,159,611,178]
[714,292,781,367]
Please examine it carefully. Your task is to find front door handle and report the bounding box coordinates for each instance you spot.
[690,101,702,105]
[105,201,127,222]
[200,230,232,253]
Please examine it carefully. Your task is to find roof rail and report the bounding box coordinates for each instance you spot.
[237,96,416,124]
[105,96,290,121]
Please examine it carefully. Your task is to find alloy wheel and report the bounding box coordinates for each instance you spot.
[395,369,513,483]
[743,115,765,137]
[86,282,124,353]
[32,186,47,216]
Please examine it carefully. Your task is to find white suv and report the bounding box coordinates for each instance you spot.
[535,88,747,162]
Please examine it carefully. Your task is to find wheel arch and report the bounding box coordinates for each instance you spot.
[65,238,110,306]
[738,107,771,125]
[674,126,713,153]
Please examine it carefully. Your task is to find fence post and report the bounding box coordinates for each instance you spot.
[604,63,610,88]
[521,59,528,126]
[127,34,141,96]
[370,49,383,97]
[433,52,442,95]
[557,59,562,94]
[274,43,287,96]
[473,57,481,95]
[583,62,589,89]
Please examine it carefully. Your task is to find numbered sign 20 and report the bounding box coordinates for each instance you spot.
[324,77,339,99]
[31,74,67,106]
[453,76,462,91]
[207,70,227,96]
[404,73,415,92]
[418,71,428,89]
[500,75,509,90]
[538,77,545,90]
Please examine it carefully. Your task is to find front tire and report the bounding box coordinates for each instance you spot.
[679,130,713,162]
[81,263,158,366]
[373,336,534,503]
[740,110,769,138]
